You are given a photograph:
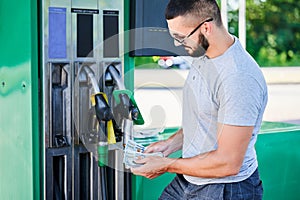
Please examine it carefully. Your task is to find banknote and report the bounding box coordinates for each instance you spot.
[125,139,145,153]
[123,139,164,168]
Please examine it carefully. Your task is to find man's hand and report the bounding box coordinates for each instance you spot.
[131,128,182,179]
[144,140,171,156]
[145,128,183,157]
[131,156,174,179]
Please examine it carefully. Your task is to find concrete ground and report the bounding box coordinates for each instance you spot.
[133,67,300,129]
[264,84,300,124]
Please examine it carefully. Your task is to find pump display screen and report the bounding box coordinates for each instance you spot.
[77,14,93,57]
[103,10,119,58]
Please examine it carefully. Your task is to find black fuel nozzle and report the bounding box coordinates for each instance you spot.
[92,93,118,169]
[93,93,117,144]
[94,93,114,122]
[92,93,112,200]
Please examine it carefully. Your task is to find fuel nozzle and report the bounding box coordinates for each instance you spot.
[113,90,144,125]
[91,92,117,144]
[115,93,138,121]
[94,93,114,122]
[104,65,143,123]
[91,93,116,167]
[91,93,112,200]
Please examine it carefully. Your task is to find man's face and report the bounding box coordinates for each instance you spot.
[167,16,209,57]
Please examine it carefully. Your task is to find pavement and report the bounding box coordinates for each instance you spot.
[261,67,300,84]
[135,67,300,87]
[134,67,300,129]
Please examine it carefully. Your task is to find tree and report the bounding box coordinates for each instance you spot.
[228,0,300,66]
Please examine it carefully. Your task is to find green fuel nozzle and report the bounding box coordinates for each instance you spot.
[113,90,144,125]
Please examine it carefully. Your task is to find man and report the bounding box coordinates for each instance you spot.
[131,0,267,199]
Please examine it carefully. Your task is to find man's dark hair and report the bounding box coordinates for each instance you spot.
[165,0,222,26]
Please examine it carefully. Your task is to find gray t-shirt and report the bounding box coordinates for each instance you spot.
[182,37,268,185]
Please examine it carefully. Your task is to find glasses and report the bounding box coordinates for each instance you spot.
[172,18,213,45]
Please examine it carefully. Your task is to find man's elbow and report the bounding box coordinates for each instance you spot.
[212,165,240,178]
[222,160,243,177]
[225,165,241,176]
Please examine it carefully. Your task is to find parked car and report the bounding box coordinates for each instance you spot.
[157,56,192,69]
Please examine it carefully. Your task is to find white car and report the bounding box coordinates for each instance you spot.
[158,56,193,69]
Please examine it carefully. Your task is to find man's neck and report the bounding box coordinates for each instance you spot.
[205,28,234,59]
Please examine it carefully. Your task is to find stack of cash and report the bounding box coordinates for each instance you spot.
[123,139,164,168]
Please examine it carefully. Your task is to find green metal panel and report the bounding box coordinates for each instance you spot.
[132,122,300,200]
[124,0,135,91]
[256,122,300,200]
[0,0,40,199]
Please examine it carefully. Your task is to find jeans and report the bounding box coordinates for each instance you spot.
[159,168,263,200]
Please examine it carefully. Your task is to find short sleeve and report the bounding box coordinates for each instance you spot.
[217,73,263,126]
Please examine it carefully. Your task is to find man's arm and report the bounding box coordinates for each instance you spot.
[132,124,253,179]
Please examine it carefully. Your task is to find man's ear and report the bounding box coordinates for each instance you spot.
[201,21,212,36]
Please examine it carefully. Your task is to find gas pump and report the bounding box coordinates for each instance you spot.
[42,0,142,199]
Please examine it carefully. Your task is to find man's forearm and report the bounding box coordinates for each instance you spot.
[165,128,183,154]
[166,125,253,178]
[166,149,240,178]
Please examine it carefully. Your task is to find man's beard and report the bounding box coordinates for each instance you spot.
[199,32,209,50]
[189,33,209,57]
